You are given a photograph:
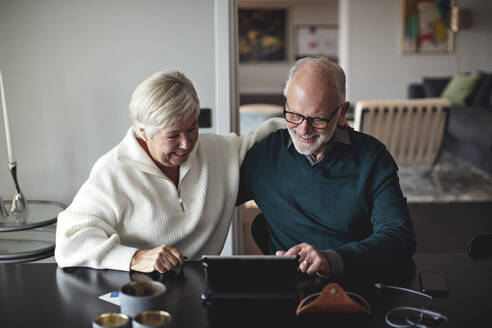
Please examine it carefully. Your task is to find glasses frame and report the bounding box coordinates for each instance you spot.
[283,102,344,129]
[375,283,448,328]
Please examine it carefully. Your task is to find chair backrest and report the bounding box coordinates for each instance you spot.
[239,103,283,115]
[239,104,283,135]
[354,98,451,166]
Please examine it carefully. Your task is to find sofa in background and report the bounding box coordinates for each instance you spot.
[408,73,492,174]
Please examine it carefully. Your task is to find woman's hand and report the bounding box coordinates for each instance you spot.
[130,245,185,273]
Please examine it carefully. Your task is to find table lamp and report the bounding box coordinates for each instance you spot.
[1,70,28,224]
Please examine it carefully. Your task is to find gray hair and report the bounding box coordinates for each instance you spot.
[129,71,200,139]
[283,56,346,102]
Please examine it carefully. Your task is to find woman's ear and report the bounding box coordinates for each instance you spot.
[140,129,149,142]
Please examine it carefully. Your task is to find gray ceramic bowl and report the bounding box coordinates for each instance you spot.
[120,281,167,318]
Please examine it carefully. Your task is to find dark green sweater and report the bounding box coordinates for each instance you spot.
[239,128,416,277]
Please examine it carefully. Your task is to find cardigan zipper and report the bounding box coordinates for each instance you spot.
[177,187,185,212]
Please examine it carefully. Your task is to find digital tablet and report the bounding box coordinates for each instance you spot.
[201,255,300,302]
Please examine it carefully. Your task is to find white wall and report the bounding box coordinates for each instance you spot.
[238,0,338,94]
[0,0,229,206]
[340,0,492,102]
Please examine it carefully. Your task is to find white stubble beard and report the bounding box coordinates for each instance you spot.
[287,126,331,156]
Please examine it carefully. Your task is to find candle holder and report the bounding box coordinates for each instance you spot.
[9,162,27,224]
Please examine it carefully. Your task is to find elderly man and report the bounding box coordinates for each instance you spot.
[238,57,416,279]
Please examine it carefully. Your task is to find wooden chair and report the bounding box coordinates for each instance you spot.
[354,98,451,166]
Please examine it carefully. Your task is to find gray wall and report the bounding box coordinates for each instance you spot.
[0,0,218,205]
[238,0,338,94]
[341,0,492,102]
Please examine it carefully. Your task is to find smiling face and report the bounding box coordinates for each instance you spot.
[285,67,347,158]
[142,114,199,169]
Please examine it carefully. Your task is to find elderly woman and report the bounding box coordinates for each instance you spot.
[55,71,283,273]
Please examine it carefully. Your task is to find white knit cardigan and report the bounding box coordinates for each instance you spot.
[55,119,284,271]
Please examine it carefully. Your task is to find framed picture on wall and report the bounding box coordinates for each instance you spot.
[295,25,338,62]
[401,0,455,53]
[238,8,287,63]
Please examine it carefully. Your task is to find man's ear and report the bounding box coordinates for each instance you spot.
[337,101,351,125]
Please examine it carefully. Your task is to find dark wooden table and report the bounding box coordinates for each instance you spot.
[0,253,490,327]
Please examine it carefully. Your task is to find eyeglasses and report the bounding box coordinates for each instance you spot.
[375,283,448,328]
[283,102,343,129]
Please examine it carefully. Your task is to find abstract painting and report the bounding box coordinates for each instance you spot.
[402,0,454,53]
[238,9,287,63]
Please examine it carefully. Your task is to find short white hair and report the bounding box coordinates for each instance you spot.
[283,56,346,102]
[129,71,200,139]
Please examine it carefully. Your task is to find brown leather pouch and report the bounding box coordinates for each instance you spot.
[296,283,372,316]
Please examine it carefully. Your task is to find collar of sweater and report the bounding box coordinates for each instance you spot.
[115,127,198,183]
